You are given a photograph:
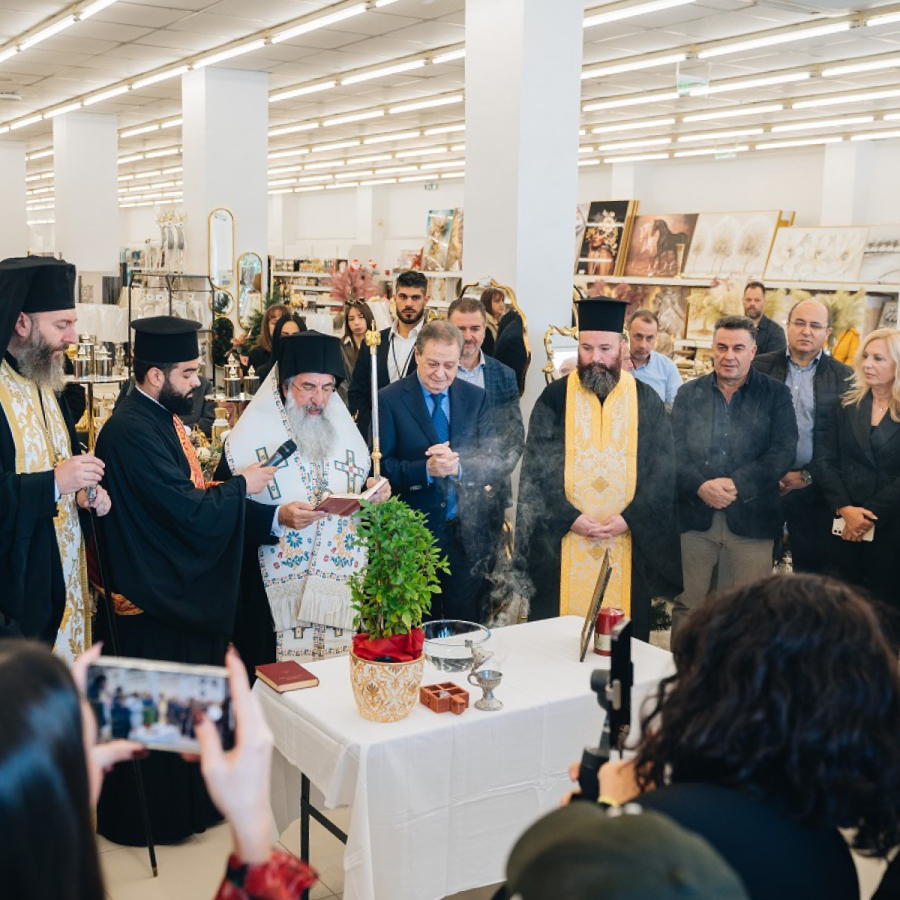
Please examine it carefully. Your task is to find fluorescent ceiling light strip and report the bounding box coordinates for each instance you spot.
[269,122,320,137]
[306,160,343,170]
[323,110,385,127]
[336,170,372,180]
[296,175,333,184]
[269,189,293,195]
[885,113,900,121]
[121,123,160,138]
[867,11,900,26]
[342,60,426,85]
[582,53,686,80]
[441,172,464,179]
[583,91,678,112]
[361,178,397,186]
[269,164,304,174]
[79,0,120,19]
[584,0,694,28]
[683,103,783,123]
[327,182,356,189]
[421,159,465,170]
[698,21,851,59]
[579,159,601,166]
[850,129,900,141]
[823,56,900,77]
[295,186,326,193]
[145,148,180,159]
[28,149,53,160]
[0,48,17,64]
[269,179,296,187]
[395,146,448,158]
[771,115,873,133]
[578,146,594,153]
[591,117,675,134]
[44,102,82,119]
[756,137,843,149]
[674,145,750,157]
[677,128,762,142]
[10,115,43,131]
[450,144,465,152]
[374,165,417,174]
[195,39,266,69]
[423,123,464,136]
[596,137,671,152]
[84,85,129,106]
[364,130,420,144]
[793,88,900,109]
[353,154,393,164]
[270,81,337,102]
[603,152,670,163]
[118,153,144,164]
[20,15,75,51]
[433,49,466,64]
[694,71,811,95]
[399,175,432,182]
[311,139,360,153]
[161,118,182,129]
[132,66,189,90]
[269,148,311,159]
[389,95,462,114]
[271,4,367,43]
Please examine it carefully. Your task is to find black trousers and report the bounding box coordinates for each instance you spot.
[429,519,487,625]
[782,486,832,574]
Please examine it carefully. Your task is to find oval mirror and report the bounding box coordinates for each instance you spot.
[208,208,235,290]
[542,325,579,383]
[209,289,234,317]
[237,252,264,328]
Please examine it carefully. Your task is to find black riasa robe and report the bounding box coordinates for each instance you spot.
[93,389,251,846]
[0,354,88,643]
[513,376,682,641]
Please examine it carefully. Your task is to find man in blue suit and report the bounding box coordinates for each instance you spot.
[378,320,498,623]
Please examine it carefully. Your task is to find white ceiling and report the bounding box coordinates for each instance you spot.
[8,0,900,209]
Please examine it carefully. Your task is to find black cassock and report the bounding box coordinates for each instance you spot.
[514,377,682,641]
[93,389,251,846]
[0,354,89,642]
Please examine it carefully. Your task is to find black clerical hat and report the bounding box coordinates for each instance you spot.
[132,316,200,364]
[0,256,76,351]
[277,330,345,386]
[506,804,749,900]
[576,296,627,334]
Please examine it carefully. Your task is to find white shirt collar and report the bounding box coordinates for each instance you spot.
[460,349,486,373]
[390,319,423,341]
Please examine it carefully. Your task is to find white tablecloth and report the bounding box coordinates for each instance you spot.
[256,616,674,900]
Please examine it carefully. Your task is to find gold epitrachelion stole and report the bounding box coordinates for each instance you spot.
[560,369,638,618]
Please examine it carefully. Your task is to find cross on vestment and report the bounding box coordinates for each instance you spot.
[334,449,368,492]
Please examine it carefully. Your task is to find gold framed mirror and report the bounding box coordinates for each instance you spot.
[542,325,579,384]
[237,252,264,328]
[209,288,234,317]
[208,208,235,290]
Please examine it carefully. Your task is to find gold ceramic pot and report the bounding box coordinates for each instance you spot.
[349,651,424,722]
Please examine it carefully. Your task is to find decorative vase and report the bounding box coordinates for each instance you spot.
[349,651,424,722]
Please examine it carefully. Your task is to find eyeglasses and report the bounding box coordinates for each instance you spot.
[788,319,828,332]
[291,380,335,395]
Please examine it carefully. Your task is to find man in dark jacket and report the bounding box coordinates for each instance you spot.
[671,315,797,633]
[752,298,852,572]
[742,281,786,355]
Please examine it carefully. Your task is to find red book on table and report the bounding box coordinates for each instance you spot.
[255,660,319,693]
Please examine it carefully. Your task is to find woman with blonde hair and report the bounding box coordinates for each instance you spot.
[816,327,900,639]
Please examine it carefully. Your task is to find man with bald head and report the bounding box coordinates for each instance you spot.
[753,298,852,572]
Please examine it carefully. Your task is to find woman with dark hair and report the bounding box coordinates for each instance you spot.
[569,574,900,900]
[0,641,316,900]
[340,301,375,402]
[480,287,505,356]
[247,304,290,374]
[256,312,306,383]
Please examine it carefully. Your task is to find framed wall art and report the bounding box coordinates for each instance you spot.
[574,200,638,277]
[764,226,869,283]
[682,211,782,280]
[857,224,900,285]
[423,209,456,272]
[622,213,699,278]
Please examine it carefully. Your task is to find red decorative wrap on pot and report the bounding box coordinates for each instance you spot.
[352,628,424,662]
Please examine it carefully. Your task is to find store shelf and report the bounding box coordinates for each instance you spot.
[272,270,334,278]
[421,271,463,279]
[573,272,900,293]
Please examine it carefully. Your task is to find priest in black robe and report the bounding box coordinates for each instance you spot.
[0,256,109,649]
[514,297,682,641]
[94,315,276,846]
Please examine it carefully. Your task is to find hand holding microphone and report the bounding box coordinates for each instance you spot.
[241,439,297,496]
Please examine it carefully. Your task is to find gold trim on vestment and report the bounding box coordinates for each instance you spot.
[560,369,638,618]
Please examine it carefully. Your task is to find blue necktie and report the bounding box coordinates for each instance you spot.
[430,392,449,443]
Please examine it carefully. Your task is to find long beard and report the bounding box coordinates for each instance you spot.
[15,329,66,394]
[285,391,338,462]
[158,378,195,416]
[578,359,621,400]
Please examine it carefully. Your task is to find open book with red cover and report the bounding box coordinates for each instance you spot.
[314,476,387,516]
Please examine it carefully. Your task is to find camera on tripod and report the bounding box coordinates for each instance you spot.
[576,617,634,801]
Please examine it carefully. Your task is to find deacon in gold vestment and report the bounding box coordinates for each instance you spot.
[514,297,682,640]
[0,256,110,659]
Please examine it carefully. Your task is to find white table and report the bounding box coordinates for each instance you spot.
[256,616,674,900]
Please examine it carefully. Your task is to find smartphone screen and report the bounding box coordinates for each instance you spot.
[87,657,235,754]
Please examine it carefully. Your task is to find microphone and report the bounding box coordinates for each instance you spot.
[260,439,297,468]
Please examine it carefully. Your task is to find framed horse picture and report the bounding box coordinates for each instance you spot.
[622,213,699,278]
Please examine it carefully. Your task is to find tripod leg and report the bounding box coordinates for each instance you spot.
[91,510,159,877]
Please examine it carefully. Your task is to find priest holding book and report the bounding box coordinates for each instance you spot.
[221,331,390,673]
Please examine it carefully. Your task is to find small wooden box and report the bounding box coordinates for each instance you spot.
[420,682,470,715]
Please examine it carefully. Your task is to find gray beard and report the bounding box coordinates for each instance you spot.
[578,362,621,400]
[15,329,67,394]
[285,391,338,462]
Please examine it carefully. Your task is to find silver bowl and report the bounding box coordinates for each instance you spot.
[422,620,492,672]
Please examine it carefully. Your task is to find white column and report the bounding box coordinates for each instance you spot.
[820,142,870,226]
[53,112,119,292]
[0,142,26,257]
[355,185,388,265]
[182,67,269,308]
[610,162,653,202]
[464,0,585,416]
